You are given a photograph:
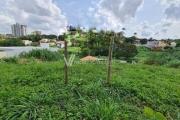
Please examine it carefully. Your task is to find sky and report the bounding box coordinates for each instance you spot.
[0,0,180,39]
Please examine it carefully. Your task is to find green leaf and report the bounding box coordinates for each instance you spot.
[155,112,166,120]
[20,111,28,120]
[144,106,155,118]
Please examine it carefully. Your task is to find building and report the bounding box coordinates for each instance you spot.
[147,41,159,48]
[11,23,27,37]
[171,42,177,47]
[55,41,71,48]
[39,39,49,43]
[31,31,41,35]
[158,41,169,47]
[21,25,27,36]
[22,40,32,46]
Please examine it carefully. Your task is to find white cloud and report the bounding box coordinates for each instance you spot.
[154,31,160,36]
[141,29,152,37]
[0,14,16,34]
[160,28,168,33]
[164,2,180,20]
[88,7,95,12]
[94,0,144,30]
[157,0,180,5]
[0,0,67,35]
[132,21,149,32]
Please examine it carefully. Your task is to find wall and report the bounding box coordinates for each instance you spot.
[151,47,162,51]
[0,51,7,58]
[40,43,49,48]
[2,47,58,58]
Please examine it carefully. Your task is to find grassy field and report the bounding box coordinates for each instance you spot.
[134,46,161,62]
[59,47,81,53]
[0,61,180,119]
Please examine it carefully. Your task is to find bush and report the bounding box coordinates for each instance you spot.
[31,42,39,46]
[81,48,90,56]
[167,59,180,68]
[19,49,62,61]
[145,48,180,68]
[164,46,173,50]
[114,43,138,60]
[0,38,25,46]
[1,57,19,64]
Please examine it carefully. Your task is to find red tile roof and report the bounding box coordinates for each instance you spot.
[80,56,99,61]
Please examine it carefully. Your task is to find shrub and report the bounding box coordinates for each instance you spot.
[114,43,138,60]
[145,48,180,67]
[167,59,180,68]
[1,57,19,64]
[81,48,90,56]
[31,42,39,46]
[0,38,25,46]
[164,46,173,50]
[19,49,62,61]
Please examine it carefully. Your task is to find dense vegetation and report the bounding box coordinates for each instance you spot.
[80,30,138,59]
[0,61,179,119]
[0,38,25,46]
[19,49,63,61]
[145,48,180,68]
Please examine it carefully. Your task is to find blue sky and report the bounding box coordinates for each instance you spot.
[0,0,180,39]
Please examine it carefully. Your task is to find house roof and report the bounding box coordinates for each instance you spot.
[80,56,99,61]
[39,39,46,43]
[55,41,65,44]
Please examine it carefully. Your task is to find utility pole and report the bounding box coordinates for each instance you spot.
[64,39,68,84]
[107,33,115,86]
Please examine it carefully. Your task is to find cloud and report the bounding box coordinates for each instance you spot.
[141,30,152,37]
[88,7,95,12]
[94,0,144,30]
[0,0,67,35]
[162,20,173,27]
[0,14,16,34]
[133,21,149,31]
[157,0,180,5]
[160,28,168,33]
[164,2,180,20]
[154,31,160,36]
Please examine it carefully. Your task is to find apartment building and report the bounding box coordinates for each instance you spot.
[31,30,41,35]
[11,23,27,37]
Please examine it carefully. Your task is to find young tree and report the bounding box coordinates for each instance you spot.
[0,35,3,41]
[114,43,138,60]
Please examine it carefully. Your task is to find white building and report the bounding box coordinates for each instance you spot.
[147,41,159,48]
[31,30,41,35]
[55,41,71,48]
[21,25,27,36]
[171,42,177,47]
[22,40,32,46]
[11,23,28,37]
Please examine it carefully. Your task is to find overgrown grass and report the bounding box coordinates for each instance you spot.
[59,47,81,53]
[145,48,180,68]
[19,49,63,61]
[134,46,160,62]
[0,61,179,119]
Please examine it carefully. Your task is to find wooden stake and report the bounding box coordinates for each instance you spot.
[65,40,68,84]
[107,34,115,86]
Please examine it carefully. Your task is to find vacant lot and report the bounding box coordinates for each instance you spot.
[0,61,180,119]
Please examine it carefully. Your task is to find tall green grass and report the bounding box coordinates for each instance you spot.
[145,48,180,68]
[0,61,180,119]
[19,49,63,61]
